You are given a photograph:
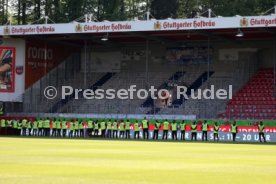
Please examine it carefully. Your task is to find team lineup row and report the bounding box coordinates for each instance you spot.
[0,117,267,142]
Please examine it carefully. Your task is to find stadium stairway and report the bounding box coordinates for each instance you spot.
[172,71,215,105]
[182,75,233,118]
[147,71,214,114]
[142,71,186,108]
[48,72,116,113]
[218,68,276,120]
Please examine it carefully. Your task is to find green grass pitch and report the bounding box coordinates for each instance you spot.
[0,137,276,184]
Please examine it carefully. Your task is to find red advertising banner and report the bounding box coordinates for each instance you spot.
[208,126,276,133]
[0,47,16,92]
[25,40,77,89]
[147,125,276,133]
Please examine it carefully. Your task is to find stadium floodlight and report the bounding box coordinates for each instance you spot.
[236,29,244,37]
[101,33,109,41]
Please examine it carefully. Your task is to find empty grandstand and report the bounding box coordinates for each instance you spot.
[218,68,276,120]
[0,14,275,121]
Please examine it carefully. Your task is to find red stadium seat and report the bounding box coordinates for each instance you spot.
[219,68,276,120]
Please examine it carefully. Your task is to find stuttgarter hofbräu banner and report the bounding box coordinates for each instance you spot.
[1,16,276,35]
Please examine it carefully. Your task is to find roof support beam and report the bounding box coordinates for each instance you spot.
[24,35,83,48]
[127,32,174,44]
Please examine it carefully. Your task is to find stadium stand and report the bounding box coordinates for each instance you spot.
[50,72,116,113]
[142,71,186,108]
[218,68,276,120]
[147,71,215,114]
[18,41,269,120]
[23,53,82,112]
[178,74,230,118]
[65,70,178,114]
[21,54,258,118]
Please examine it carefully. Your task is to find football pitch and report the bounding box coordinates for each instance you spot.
[0,138,276,184]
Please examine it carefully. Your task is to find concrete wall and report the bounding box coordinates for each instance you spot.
[81,40,274,76]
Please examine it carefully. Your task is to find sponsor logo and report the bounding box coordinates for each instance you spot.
[75,24,83,32]
[240,18,249,27]
[250,18,276,26]
[82,23,131,32]
[27,47,53,60]
[9,26,55,34]
[3,26,10,34]
[16,66,24,75]
[154,21,162,30]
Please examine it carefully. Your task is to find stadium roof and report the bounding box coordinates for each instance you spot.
[1,15,276,46]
